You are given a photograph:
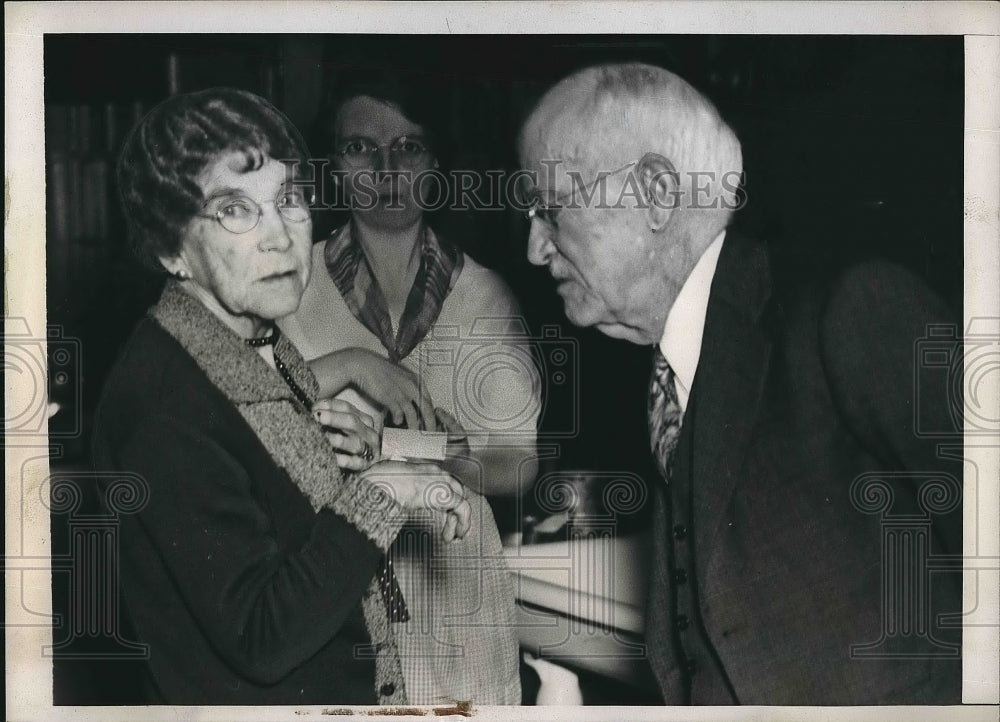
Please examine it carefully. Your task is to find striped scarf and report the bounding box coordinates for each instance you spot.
[323,222,463,363]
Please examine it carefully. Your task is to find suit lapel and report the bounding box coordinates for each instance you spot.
[686,235,774,572]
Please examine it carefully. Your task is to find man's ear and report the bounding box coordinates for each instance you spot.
[636,152,679,233]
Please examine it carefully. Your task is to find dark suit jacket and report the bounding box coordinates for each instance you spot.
[92,319,385,704]
[645,234,963,704]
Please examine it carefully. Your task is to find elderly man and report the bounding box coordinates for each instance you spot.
[517,62,962,705]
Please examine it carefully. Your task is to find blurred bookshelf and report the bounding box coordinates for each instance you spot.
[46,101,145,319]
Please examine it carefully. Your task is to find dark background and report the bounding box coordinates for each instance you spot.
[44,34,963,704]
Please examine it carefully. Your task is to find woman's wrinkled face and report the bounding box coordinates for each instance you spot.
[334,96,438,230]
[160,151,313,337]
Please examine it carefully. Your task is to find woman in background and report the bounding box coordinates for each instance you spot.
[94,87,472,704]
[284,71,539,497]
[280,69,535,704]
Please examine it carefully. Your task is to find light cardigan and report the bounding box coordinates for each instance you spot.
[93,280,408,704]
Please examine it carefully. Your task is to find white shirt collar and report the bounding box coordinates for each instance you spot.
[658,230,726,411]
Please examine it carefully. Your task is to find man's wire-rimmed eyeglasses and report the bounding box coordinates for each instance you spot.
[516,160,638,227]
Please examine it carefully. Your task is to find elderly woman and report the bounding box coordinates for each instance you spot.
[92,87,475,705]
[278,70,536,704]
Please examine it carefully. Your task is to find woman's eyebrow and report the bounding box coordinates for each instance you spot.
[337,133,428,142]
[202,187,248,201]
[206,181,291,198]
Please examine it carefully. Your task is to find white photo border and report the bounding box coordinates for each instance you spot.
[5,2,999,720]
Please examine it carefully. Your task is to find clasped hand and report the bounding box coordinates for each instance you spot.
[311,396,472,543]
[358,460,472,543]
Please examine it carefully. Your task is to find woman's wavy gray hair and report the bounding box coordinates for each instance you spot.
[117,87,310,271]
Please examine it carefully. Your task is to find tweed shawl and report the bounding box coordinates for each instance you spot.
[151,280,409,704]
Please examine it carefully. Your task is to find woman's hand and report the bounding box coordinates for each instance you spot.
[359,460,471,542]
[312,398,381,472]
[309,348,437,430]
[435,407,471,460]
[434,407,477,490]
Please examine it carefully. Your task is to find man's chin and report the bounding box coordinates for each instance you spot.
[563,300,615,334]
[560,298,650,344]
[561,301,595,329]
[594,323,649,344]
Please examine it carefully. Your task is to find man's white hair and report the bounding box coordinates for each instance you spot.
[519,62,744,248]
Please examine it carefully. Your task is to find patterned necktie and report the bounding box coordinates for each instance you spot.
[648,345,683,480]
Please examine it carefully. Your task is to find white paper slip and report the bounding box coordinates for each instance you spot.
[381,428,448,461]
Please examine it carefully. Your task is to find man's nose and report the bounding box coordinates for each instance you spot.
[526,219,556,266]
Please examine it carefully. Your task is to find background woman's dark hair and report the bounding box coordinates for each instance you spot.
[312,64,452,169]
[117,87,310,272]
[308,64,454,238]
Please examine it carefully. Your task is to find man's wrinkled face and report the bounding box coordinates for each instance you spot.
[521,129,668,345]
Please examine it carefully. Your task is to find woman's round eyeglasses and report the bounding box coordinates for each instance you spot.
[197,184,315,235]
[335,135,431,169]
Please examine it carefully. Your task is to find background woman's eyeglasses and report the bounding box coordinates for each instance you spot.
[197,184,315,235]
[335,135,431,169]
